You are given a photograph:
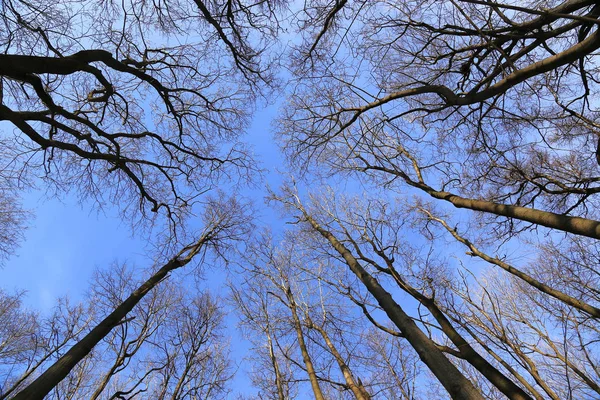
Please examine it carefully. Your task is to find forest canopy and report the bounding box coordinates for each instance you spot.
[1,0,600,399]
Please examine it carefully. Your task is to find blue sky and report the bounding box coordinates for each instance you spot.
[2,193,146,312]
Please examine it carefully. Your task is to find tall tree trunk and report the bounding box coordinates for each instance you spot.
[423,210,600,318]
[458,321,546,400]
[170,356,194,400]
[89,352,126,400]
[266,326,286,400]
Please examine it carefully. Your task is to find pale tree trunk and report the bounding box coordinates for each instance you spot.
[457,322,546,400]
[421,208,600,318]
[170,356,194,400]
[89,352,125,400]
[286,287,326,400]
[414,295,530,400]
[266,326,286,400]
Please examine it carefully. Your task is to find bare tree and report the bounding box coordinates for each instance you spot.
[1,295,95,400]
[0,0,277,397]
[360,328,422,400]
[271,185,568,399]
[11,195,250,399]
[239,233,327,399]
[1,262,234,400]
[0,289,39,397]
[444,269,600,399]
[272,3,600,397]
[233,230,381,399]
[147,290,233,400]
[5,1,600,399]
[231,272,294,400]
[302,308,371,400]
[82,263,175,400]
[412,206,600,398]
[270,183,600,399]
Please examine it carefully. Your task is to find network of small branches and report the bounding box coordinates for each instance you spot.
[0,268,233,400]
[279,0,600,234]
[0,0,284,240]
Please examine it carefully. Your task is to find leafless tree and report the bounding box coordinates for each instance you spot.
[233,230,382,399]
[82,263,175,400]
[1,294,95,399]
[2,262,234,400]
[271,185,565,399]
[359,328,422,400]
[272,3,600,397]
[413,205,600,398]
[0,289,39,397]
[443,269,600,399]
[270,183,600,398]
[231,271,294,400]
[10,195,250,400]
[146,290,233,400]
[237,233,327,399]
[1,0,273,397]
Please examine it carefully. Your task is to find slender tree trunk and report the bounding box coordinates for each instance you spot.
[89,352,125,400]
[424,210,600,318]
[514,350,560,400]
[266,327,286,400]
[285,287,326,400]
[170,356,194,400]
[300,210,484,400]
